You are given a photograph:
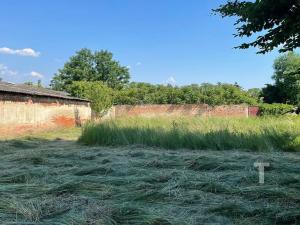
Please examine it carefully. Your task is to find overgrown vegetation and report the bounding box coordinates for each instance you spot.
[259,103,295,116]
[68,81,113,113]
[79,116,300,151]
[0,131,299,224]
[49,48,300,109]
[114,82,258,106]
[262,52,300,105]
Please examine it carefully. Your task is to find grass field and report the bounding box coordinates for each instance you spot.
[0,120,299,225]
[80,116,300,151]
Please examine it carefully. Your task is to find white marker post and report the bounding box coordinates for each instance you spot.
[254,162,270,184]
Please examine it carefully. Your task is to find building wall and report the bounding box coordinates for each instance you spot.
[248,106,260,117]
[112,104,255,118]
[0,93,91,136]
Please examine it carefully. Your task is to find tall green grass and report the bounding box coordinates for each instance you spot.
[79,116,300,151]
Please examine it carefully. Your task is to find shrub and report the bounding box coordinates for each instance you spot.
[259,103,295,116]
[113,83,258,106]
[67,81,113,114]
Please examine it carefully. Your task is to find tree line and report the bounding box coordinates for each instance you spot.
[48,48,300,114]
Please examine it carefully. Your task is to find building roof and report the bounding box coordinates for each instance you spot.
[0,82,89,102]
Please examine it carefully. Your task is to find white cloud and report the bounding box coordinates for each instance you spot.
[136,62,142,66]
[0,47,40,57]
[30,71,44,78]
[126,65,131,69]
[0,64,18,76]
[166,76,176,85]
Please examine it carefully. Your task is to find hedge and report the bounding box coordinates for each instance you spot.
[259,103,295,116]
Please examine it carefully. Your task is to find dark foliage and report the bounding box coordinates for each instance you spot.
[214,0,300,53]
[262,52,300,104]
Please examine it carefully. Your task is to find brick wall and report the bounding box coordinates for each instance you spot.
[0,93,91,137]
[248,106,260,117]
[112,104,254,118]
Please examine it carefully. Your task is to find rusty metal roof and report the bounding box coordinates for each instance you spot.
[0,81,89,102]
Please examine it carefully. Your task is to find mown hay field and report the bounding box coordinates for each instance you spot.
[0,117,299,225]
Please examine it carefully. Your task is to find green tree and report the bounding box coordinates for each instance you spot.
[247,88,262,102]
[113,82,258,106]
[51,49,130,90]
[214,1,300,53]
[68,81,113,114]
[262,52,300,104]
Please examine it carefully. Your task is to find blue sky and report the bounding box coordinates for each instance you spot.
[0,0,284,89]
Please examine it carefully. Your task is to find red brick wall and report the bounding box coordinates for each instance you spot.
[115,104,208,117]
[248,106,260,117]
[114,104,250,118]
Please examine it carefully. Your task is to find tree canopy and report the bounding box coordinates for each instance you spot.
[114,82,258,106]
[68,81,113,114]
[262,52,300,104]
[214,0,300,53]
[51,49,130,91]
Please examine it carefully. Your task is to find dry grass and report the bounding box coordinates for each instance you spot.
[0,128,299,224]
[0,127,82,141]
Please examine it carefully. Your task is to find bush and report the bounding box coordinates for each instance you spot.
[114,82,258,106]
[67,81,113,114]
[259,103,295,116]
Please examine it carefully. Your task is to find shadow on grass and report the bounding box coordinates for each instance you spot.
[0,137,78,164]
[0,137,74,148]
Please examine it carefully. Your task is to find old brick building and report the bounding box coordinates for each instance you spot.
[0,82,91,136]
